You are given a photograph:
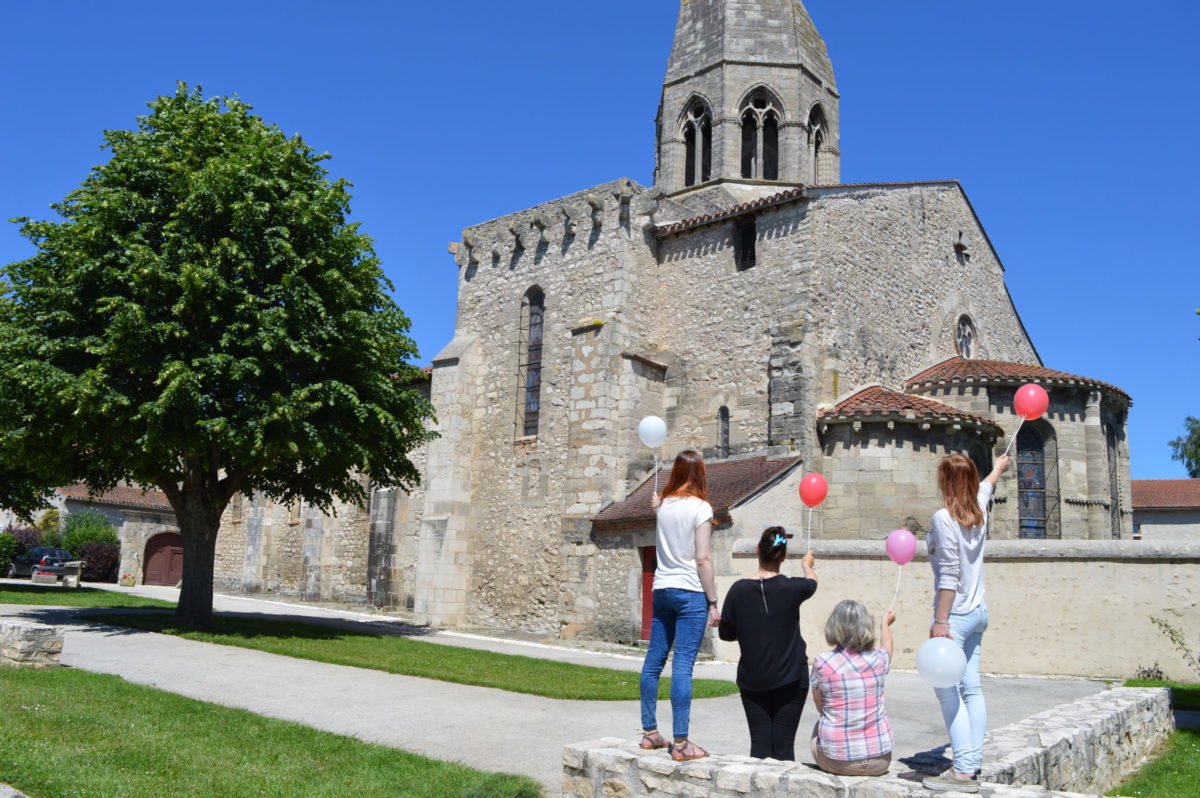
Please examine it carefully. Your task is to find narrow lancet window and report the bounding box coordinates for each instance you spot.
[717,406,730,458]
[809,105,827,184]
[734,217,757,270]
[518,287,545,437]
[683,101,712,187]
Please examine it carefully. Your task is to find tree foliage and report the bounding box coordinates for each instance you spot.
[1169,416,1200,479]
[0,84,435,623]
[62,508,119,555]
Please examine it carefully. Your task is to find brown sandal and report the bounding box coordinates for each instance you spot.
[670,740,709,761]
[639,730,669,750]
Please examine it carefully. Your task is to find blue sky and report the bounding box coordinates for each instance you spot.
[2,1,1197,478]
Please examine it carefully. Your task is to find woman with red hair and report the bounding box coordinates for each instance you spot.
[923,452,1009,794]
[639,450,719,761]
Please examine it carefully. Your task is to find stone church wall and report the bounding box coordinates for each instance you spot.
[803,183,1039,395]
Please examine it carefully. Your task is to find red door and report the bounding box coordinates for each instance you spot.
[640,546,656,641]
[144,533,184,586]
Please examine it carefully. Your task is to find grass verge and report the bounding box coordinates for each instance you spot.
[1107,728,1200,798]
[99,612,739,701]
[1123,680,1200,711]
[0,583,175,609]
[0,666,541,798]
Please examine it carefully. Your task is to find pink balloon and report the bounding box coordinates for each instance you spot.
[1014,383,1049,420]
[885,529,917,566]
[799,473,828,507]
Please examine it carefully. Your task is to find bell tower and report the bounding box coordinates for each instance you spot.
[655,0,840,195]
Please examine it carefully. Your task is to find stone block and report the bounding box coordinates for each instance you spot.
[714,763,757,792]
[563,773,596,798]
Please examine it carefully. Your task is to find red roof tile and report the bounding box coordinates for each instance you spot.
[1131,479,1200,509]
[818,385,999,431]
[59,484,173,513]
[906,357,1130,403]
[592,455,803,532]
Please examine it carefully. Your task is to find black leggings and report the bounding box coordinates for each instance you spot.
[739,679,807,760]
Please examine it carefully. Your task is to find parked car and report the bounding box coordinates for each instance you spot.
[6,547,74,579]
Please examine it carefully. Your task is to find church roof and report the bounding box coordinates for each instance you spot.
[818,385,1000,432]
[655,180,960,237]
[906,357,1131,403]
[664,0,836,89]
[1131,479,1200,510]
[592,455,803,532]
[59,483,173,513]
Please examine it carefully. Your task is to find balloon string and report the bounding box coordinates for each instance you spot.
[654,453,659,497]
[1003,415,1026,458]
[806,505,813,552]
[888,565,902,612]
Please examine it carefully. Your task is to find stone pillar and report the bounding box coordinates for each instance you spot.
[1083,390,1109,539]
[414,336,479,626]
[367,488,397,607]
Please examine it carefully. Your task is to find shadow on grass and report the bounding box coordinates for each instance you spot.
[93,611,436,643]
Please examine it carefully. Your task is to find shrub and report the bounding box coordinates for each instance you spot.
[39,526,66,549]
[78,541,121,582]
[4,525,42,557]
[62,509,119,556]
[34,508,60,534]
[0,532,17,571]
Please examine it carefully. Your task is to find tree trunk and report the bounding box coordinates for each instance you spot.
[175,499,222,627]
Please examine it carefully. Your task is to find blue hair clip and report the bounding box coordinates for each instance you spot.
[773,534,788,547]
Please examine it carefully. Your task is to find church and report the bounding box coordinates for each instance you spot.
[208,0,1132,644]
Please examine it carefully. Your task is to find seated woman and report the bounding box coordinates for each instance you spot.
[809,600,895,776]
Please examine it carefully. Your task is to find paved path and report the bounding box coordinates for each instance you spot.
[0,583,1109,795]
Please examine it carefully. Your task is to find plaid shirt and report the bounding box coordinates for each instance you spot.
[811,648,893,761]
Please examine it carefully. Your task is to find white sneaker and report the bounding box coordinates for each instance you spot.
[922,768,979,793]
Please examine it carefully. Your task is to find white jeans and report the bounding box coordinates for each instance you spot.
[933,603,988,774]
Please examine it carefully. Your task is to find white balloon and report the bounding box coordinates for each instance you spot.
[916,637,967,688]
[637,415,668,449]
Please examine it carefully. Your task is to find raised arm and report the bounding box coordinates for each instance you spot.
[983,453,1010,487]
[881,609,895,657]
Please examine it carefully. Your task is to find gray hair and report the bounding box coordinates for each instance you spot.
[824,600,876,651]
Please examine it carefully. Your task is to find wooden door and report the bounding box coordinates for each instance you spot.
[144,533,184,586]
[640,546,656,641]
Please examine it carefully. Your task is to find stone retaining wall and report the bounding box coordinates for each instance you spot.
[0,621,64,668]
[978,688,1172,795]
[562,688,1172,798]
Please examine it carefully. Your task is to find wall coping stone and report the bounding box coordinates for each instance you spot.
[563,688,1172,798]
[730,539,1200,561]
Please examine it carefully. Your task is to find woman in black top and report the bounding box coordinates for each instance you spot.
[718,527,818,760]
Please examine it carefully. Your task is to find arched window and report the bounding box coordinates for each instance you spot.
[956,315,977,360]
[1017,427,1046,539]
[518,287,545,437]
[717,406,730,458]
[740,91,780,180]
[808,105,827,184]
[683,101,712,187]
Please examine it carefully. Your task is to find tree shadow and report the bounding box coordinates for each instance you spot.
[5,605,435,642]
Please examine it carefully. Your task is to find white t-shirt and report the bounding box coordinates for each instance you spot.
[929,481,993,615]
[653,496,714,592]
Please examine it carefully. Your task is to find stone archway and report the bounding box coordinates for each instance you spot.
[144,532,184,586]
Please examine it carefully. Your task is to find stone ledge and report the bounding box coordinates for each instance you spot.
[980,688,1172,794]
[730,539,1200,561]
[562,688,1171,797]
[0,621,65,669]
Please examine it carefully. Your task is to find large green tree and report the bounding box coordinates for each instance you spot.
[1,85,435,624]
[1170,417,1200,478]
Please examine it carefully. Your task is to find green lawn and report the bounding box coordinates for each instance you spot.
[100,612,739,701]
[0,667,541,798]
[1108,728,1200,798]
[1124,679,1200,711]
[0,583,176,609]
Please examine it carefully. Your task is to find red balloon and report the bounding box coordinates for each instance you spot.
[1014,383,1049,420]
[799,473,828,507]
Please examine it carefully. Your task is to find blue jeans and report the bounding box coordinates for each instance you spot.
[640,588,708,739]
[933,603,988,774]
